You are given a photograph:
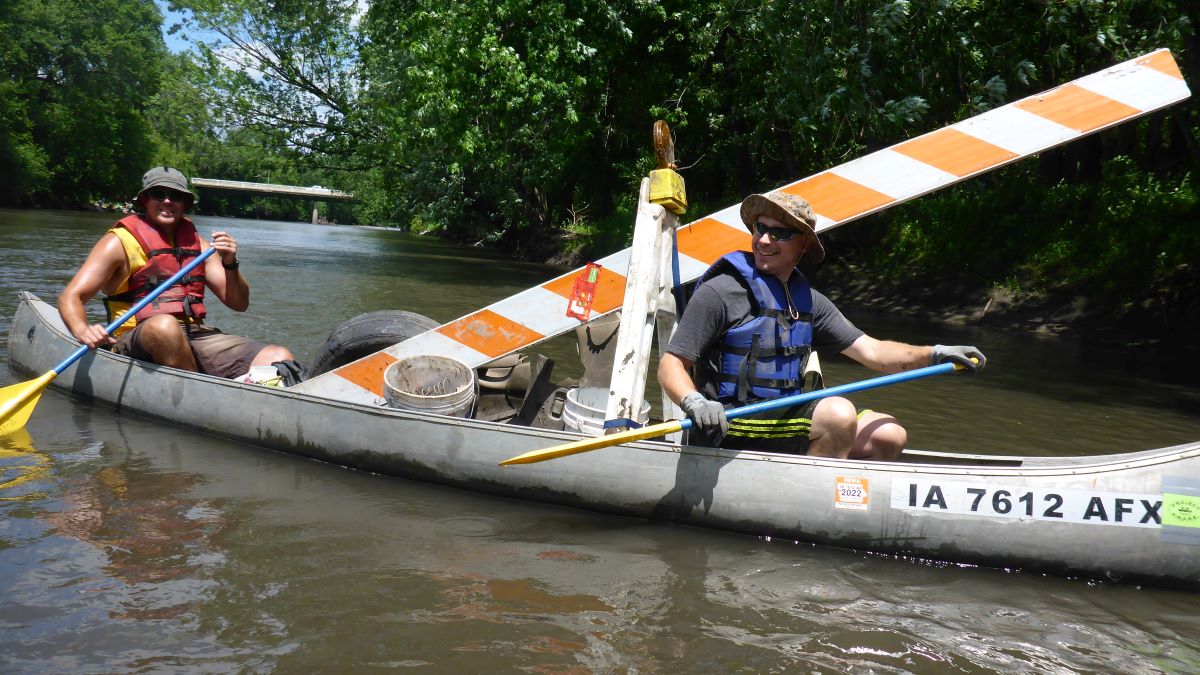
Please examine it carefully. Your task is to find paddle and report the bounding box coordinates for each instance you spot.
[500,360,966,466]
[0,247,217,436]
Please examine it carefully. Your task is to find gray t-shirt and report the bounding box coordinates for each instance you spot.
[666,273,864,399]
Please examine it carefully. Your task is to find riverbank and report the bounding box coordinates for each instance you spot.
[813,257,1200,359]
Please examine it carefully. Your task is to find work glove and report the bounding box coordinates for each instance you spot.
[681,392,729,445]
[931,345,987,373]
[272,359,308,387]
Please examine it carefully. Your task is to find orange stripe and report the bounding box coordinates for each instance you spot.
[894,128,1019,178]
[542,265,627,315]
[1013,83,1142,133]
[1136,50,1183,80]
[587,272,627,314]
[333,352,398,397]
[781,173,894,223]
[436,309,545,358]
[675,217,750,265]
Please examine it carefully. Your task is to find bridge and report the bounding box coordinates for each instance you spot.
[190,178,357,223]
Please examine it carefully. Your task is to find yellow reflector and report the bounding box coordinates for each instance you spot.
[649,169,687,214]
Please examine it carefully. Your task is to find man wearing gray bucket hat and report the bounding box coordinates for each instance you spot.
[658,191,985,461]
[59,166,297,381]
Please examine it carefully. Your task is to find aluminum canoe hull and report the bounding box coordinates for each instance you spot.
[8,292,1200,589]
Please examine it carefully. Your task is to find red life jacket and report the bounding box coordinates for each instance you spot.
[104,214,208,324]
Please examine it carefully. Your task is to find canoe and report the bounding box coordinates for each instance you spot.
[8,291,1200,590]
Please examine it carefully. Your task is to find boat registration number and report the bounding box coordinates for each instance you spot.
[891,479,1162,528]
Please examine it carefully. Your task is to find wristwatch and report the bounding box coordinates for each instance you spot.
[223,256,240,271]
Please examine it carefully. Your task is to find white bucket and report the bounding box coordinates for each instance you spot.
[383,355,476,418]
[562,387,650,436]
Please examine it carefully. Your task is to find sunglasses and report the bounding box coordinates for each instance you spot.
[754,221,800,242]
[146,188,191,202]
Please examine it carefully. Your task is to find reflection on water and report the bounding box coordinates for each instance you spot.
[0,430,50,498]
[1,209,1198,672]
[46,457,225,620]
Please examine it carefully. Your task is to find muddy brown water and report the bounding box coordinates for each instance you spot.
[1,209,1197,672]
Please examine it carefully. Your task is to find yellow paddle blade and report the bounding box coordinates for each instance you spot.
[0,371,58,436]
[501,419,685,466]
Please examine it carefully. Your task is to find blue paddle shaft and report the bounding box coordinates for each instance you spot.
[676,361,959,431]
[55,247,217,375]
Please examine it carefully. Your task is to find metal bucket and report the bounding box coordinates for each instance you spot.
[561,387,650,436]
[382,355,477,418]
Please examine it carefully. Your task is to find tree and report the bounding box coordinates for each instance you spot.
[168,0,364,159]
[0,0,165,206]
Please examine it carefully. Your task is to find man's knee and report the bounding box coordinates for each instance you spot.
[252,345,294,366]
[132,315,196,370]
[852,413,907,461]
[135,315,189,355]
[137,314,186,342]
[813,397,858,433]
[872,419,907,450]
[807,397,859,458]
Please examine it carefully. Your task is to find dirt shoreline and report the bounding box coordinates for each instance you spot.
[812,259,1199,356]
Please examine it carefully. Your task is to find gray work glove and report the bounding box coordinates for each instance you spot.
[681,392,729,445]
[931,345,987,372]
[272,359,307,387]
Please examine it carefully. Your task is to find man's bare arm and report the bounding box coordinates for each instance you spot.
[59,233,127,348]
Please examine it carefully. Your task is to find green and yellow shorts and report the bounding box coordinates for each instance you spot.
[720,401,872,455]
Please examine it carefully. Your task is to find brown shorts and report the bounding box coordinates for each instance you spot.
[112,323,265,379]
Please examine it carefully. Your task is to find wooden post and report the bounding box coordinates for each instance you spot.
[603,122,685,438]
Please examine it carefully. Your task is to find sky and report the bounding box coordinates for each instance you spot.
[156,1,213,54]
[156,0,369,53]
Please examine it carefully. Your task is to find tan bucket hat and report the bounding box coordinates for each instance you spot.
[740,192,824,264]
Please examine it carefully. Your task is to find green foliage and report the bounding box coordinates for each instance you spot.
[355,0,675,251]
[169,0,363,157]
[0,0,164,206]
[1,0,1196,320]
[873,160,1199,304]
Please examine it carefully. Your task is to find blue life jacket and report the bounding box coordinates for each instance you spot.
[699,251,813,405]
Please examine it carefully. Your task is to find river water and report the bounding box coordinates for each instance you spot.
[1,209,1197,672]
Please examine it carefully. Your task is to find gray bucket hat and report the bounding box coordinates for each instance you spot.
[136,166,195,201]
[740,192,824,264]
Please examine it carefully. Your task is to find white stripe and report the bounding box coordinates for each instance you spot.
[953,105,1080,157]
[707,204,745,230]
[592,247,632,277]
[531,251,629,297]
[385,329,491,366]
[1075,62,1191,114]
[813,213,839,233]
[675,251,711,280]
[293,373,385,405]
[829,148,957,200]
[488,286,574,336]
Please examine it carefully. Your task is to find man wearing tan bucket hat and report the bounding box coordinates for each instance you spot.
[658,191,985,460]
[59,166,296,380]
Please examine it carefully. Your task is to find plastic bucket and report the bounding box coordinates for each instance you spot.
[561,387,650,436]
[382,355,477,418]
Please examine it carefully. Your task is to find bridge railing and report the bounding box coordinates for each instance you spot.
[191,178,356,201]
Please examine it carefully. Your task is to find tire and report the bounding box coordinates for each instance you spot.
[309,310,441,377]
